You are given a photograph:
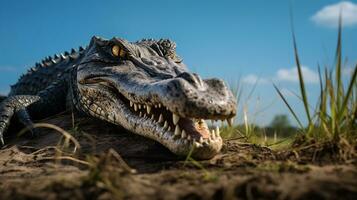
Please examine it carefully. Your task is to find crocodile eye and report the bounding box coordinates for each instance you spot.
[112,45,126,58]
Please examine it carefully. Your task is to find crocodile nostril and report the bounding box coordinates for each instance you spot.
[192,73,204,87]
[177,72,204,88]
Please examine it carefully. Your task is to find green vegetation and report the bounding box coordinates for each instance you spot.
[222,18,356,156]
[274,18,356,144]
[269,114,291,132]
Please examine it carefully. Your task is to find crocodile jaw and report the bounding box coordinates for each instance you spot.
[124,101,225,160]
[76,81,233,159]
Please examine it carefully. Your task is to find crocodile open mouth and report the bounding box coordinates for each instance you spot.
[126,100,230,148]
[80,77,234,158]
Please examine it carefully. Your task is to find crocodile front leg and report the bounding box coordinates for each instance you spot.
[0,95,40,144]
[0,79,68,145]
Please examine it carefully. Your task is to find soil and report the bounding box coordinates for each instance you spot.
[0,114,356,200]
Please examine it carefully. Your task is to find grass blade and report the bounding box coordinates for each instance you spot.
[292,32,312,125]
[316,65,324,137]
[337,64,357,121]
[326,75,338,136]
[335,13,343,111]
[274,84,304,129]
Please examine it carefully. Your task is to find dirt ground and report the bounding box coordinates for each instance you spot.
[0,114,356,200]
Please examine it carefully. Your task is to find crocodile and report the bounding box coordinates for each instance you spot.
[0,37,236,159]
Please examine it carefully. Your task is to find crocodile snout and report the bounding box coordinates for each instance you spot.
[177,72,205,90]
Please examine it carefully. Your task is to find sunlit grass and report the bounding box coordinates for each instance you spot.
[222,78,295,150]
[222,17,356,155]
[274,17,357,144]
[220,124,294,150]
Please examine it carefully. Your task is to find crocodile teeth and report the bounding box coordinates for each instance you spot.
[158,114,164,123]
[187,135,191,141]
[151,115,155,120]
[211,130,216,139]
[138,104,141,109]
[193,142,198,148]
[158,103,162,108]
[199,137,204,143]
[180,128,186,138]
[139,111,142,117]
[206,140,211,145]
[174,126,181,136]
[130,101,133,107]
[163,121,168,129]
[227,118,233,127]
[173,113,180,125]
[134,104,138,111]
[146,105,151,114]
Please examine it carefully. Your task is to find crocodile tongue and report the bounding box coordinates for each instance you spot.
[178,118,210,139]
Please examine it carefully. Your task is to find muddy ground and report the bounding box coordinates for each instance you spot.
[0,114,356,200]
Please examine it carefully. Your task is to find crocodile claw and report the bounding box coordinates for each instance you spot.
[0,135,4,146]
[0,122,6,146]
[17,108,39,138]
[0,112,11,147]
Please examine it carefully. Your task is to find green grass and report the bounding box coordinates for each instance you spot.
[222,17,356,154]
[274,17,357,144]
[220,124,294,150]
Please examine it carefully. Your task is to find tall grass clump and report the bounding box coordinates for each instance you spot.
[274,18,357,144]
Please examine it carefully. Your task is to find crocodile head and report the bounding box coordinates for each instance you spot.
[75,36,236,159]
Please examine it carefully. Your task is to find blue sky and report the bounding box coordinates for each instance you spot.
[0,0,356,126]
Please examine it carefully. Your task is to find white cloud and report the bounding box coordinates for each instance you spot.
[242,66,319,86]
[276,66,319,84]
[311,1,357,28]
[242,74,269,85]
